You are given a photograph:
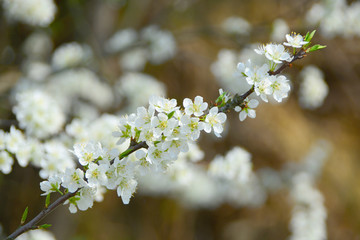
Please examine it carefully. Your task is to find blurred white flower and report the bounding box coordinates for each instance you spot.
[105,28,138,53]
[271,19,289,42]
[52,42,92,70]
[116,72,166,111]
[15,229,56,240]
[141,25,177,64]
[2,0,56,27]
[13,89,65,138]
[299,66,328,109]
[221,16,251,35]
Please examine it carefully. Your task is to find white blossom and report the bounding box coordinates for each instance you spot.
[40,175,62,195]
[264,44,293,63]
[204,107,227,137]
[269,75,291,102]
[235,98,259,121]
[149,96,178,114]
[85,163,109,187]
[284,33,308,48]
[117,178,137,204]
[61,168,87,193]
[183,96,208,116]
[72,142,103,166]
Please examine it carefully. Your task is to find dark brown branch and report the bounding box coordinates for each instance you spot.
[6,192,77,240]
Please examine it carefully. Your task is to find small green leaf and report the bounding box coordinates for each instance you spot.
[45,194,51,208]
[308,30,316,42]
[304,31,310,41]
[304,30,316,48]
[308,44,326,52]
[21,207,29,225]
[38,224,52,229]
[167,111,175,119]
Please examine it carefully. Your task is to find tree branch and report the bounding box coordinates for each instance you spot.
[6,192,77,240]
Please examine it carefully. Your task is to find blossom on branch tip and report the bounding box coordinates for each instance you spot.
[284,33,308,48]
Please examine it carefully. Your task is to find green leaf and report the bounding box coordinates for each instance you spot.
[21,207,29,225]
[304,31,310,41]
[308,44,326,52]
[45,194,51,208]
[305,30,316,42]
[167,111,175,119]
[304,30,316,48]
[38,224,52,229]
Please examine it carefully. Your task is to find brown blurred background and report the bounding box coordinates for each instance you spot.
[1,0,360,239]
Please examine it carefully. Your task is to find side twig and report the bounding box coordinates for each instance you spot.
[6,192,77,240]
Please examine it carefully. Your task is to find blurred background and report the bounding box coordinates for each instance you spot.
[1,0,360,239]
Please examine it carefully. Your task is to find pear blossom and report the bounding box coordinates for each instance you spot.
[264,44,293,63]
[284,33,308,48]
[183,96,208,116]
[235,98,259,121]
[149,96,178,113]
[269,75,291,102]
[76,186,97,211]
[85,163,109,187]
[134,105,155,128]
[40,175,62,195]
[72,142,103,166]
[254,78,272,102]
[180,115,205,141]
[112,114,136,145]
[117,178,138,204]
[61,168,87,193]
[204,107,227,137]
[244,63,270,85]
[151,113,178,138]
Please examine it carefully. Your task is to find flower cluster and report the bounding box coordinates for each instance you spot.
[0,126,75,176]
[39,95,227,212]
[13,89,65,138]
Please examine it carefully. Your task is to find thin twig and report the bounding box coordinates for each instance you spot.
[6,192,77,240]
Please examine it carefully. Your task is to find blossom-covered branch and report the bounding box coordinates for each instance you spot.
[4,30,325,239]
